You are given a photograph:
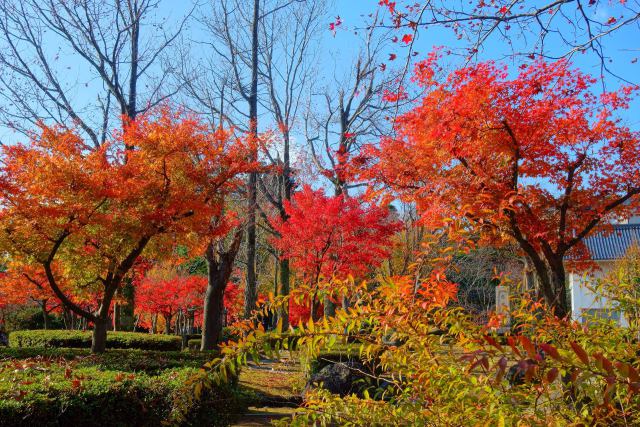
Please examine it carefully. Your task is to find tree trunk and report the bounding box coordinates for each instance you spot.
[164,314,172,335]
[311,293,321,322]
[530,254,570,318]
[323,295,336,318]
[202,230,243,351]
[549,263,569,318]
[244,0,260,319]
[41,305,51,330]
[63,308,73,330]
[278,258,290,330]
[113,302,119,331]
[92,317,109,353]
[151,314,157,334]
[201,276,226,350]
[342,295,350,311]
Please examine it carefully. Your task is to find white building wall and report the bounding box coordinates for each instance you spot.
[569,261,629,327]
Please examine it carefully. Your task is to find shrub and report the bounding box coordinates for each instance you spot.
[201,278,640,426]
[0,347,215,374]
[2,307,64,331]
[0,359,241,426]
[9,330,182,351]
[186,328,241,351]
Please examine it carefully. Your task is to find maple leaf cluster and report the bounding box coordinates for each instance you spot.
[272,185,401,285]
[368,58,640,258]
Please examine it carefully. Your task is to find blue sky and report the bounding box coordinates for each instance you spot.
[0,0,637,145]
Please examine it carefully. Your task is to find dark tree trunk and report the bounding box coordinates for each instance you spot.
[164,314,172,335]
[278,258,290,330]
[92,317,109,353]
[202,230,243,351]
[41,304,51,330]
[151,314,157,334]
[311,294,321,322]
[529,253,570,318]
[202,275,226,350]
[63,308,73,330]
[323,295,336,318]
[342,295,350,311]
[244,0,260,319]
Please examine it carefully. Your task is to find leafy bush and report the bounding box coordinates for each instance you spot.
[0,357,241,426]
[198,277,640,426]
[0,347,215,374]
[9,330,182,351]
[186,328,241,350]
[2,307,64,331]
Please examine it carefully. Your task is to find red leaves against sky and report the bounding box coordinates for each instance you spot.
[272,186,401,284]
[368,58,640,256]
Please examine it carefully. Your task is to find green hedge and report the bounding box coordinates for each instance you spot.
[186,328,241,351]
[0,348,216,374]
[0,365,241,426]
[9,330,182,351]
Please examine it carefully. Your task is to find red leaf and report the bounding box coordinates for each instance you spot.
[519,335,536,358]
[401,34,413,44]
[483,334,504,352]
[570,341,589,365]
[539,343,561,361]
[545,367,559,384]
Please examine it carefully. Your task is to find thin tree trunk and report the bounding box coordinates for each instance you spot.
[113,302,119,331]
[278,258,290,330]
[151,313,157,334]
[323,295,336,318]
[164,314,172,335]
[244,0,260,319]
[311,294,321,322]
[41,304,51,330]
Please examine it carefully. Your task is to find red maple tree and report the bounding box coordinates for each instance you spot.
[0,261,65,329]
[0,107,256,352]
[368,58,640,317]
[272,185,400,318]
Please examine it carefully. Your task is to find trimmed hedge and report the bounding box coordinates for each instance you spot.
[9,330,182,351]
[0,347,239,426]
[0,347,216,373]
[186,328,241,350]
[0,364,240,426]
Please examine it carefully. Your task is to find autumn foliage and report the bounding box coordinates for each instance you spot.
[272,185,400,285]
[0,108,256,351]
[368,58,640,316]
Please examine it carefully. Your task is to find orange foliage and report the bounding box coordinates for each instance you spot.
[0,107,257,342]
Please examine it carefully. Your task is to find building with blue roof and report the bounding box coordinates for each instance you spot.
[569,221,640,326]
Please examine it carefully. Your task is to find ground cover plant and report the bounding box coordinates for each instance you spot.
[0,347,241,426]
